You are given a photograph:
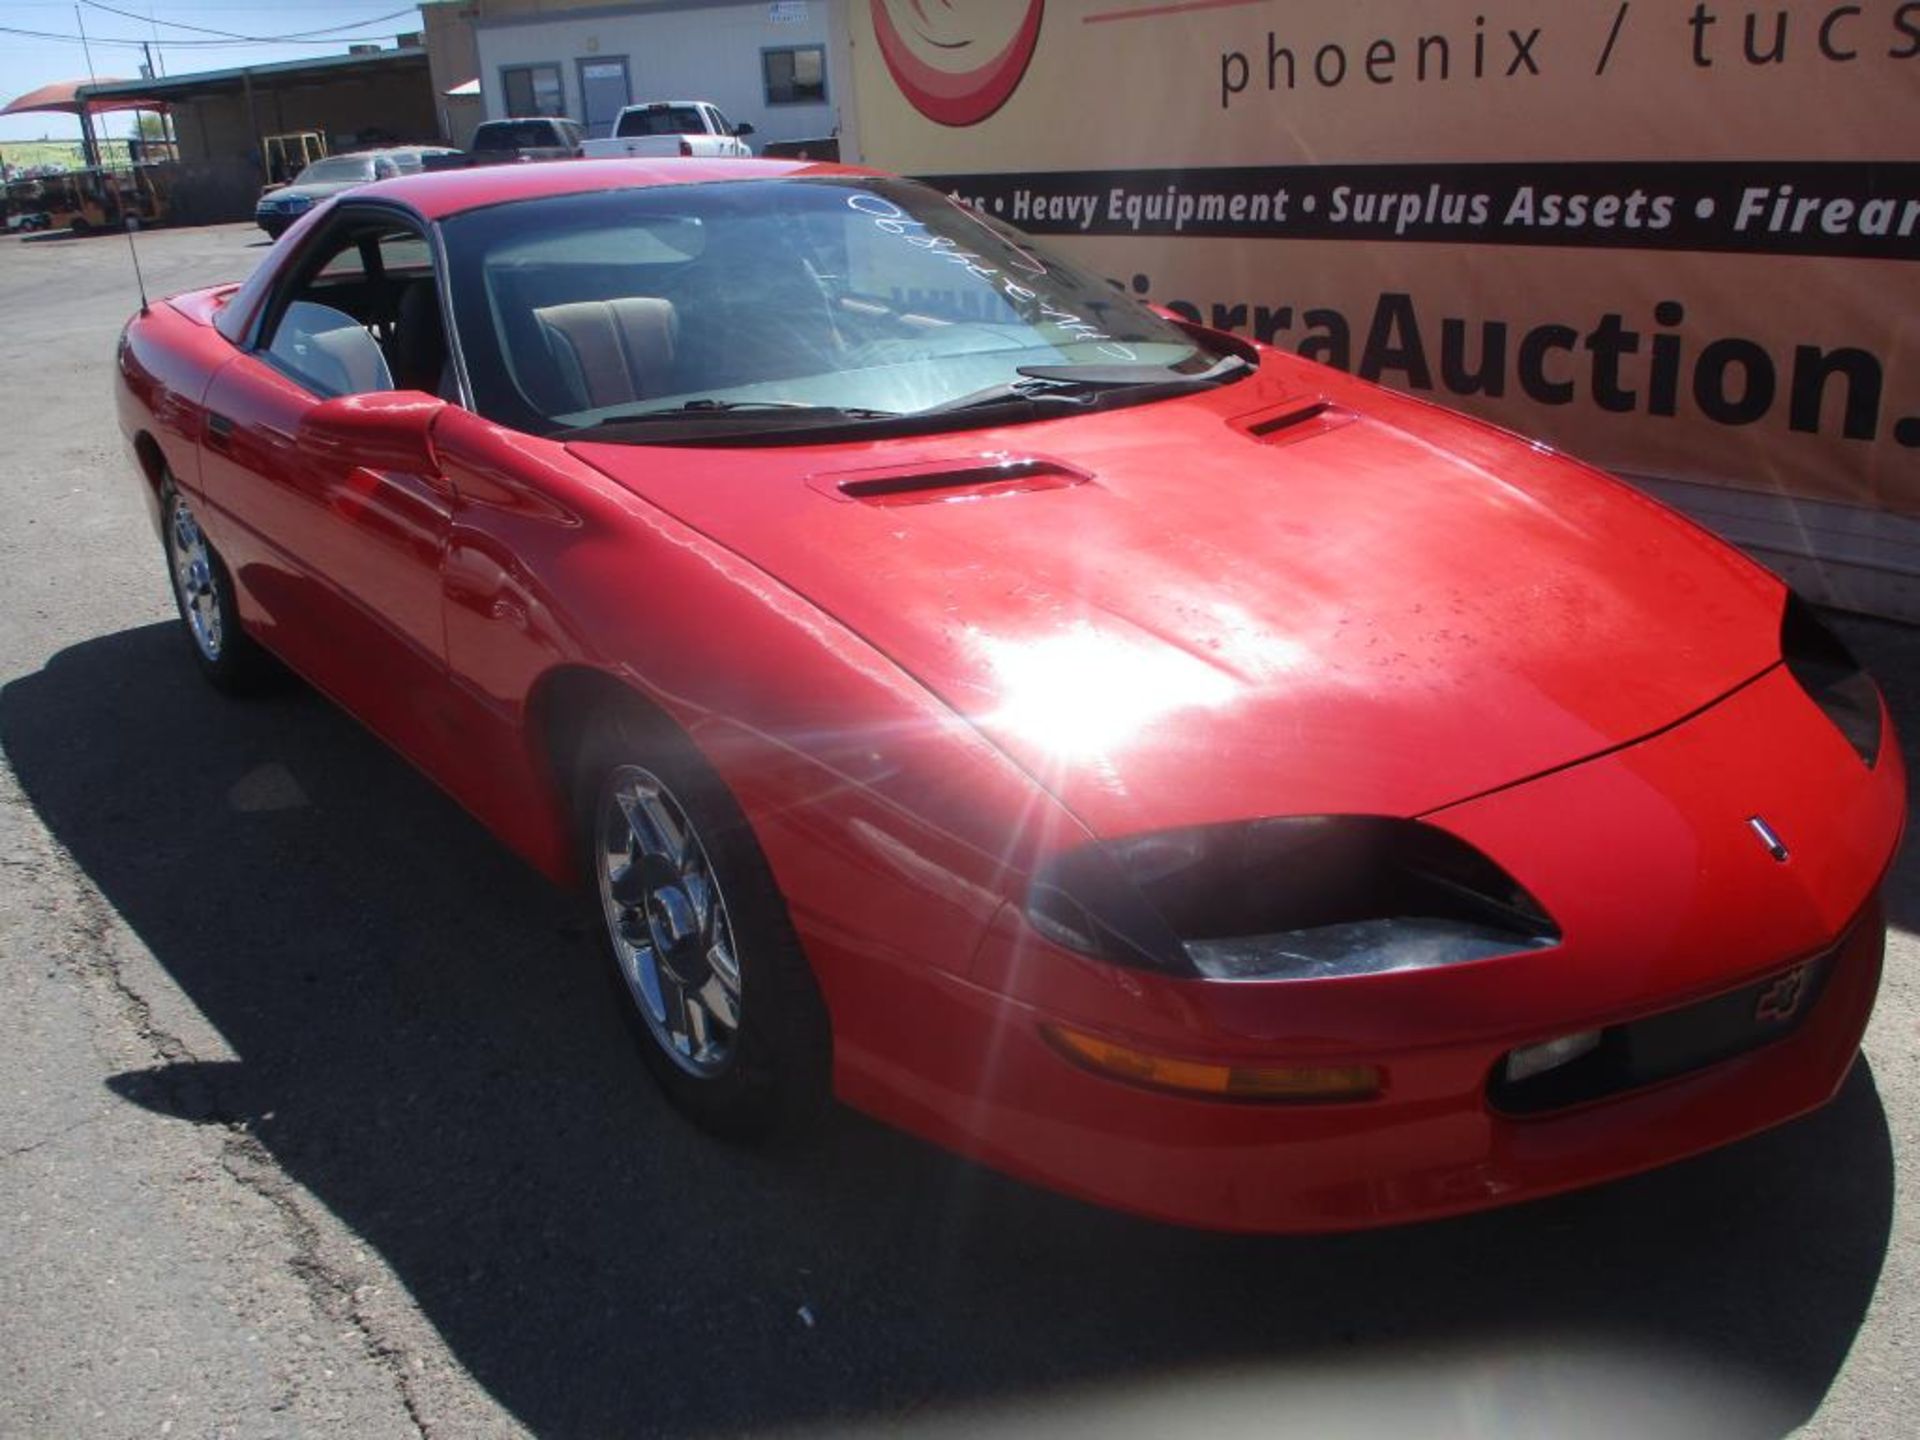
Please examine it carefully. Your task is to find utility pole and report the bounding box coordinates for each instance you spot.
[143,16,177,156]
[74,5,97,83]
[74,4,101,168]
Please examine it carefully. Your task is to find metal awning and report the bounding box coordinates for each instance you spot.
[79,47,427,107]
[3,78,166,117]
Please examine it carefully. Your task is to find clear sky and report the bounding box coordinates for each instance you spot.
[0,2,427,144]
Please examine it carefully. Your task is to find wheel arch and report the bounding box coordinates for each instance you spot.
[522,663,701,884]
[131,429,169,496]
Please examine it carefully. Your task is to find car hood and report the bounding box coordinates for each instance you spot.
[567,363,1785,838]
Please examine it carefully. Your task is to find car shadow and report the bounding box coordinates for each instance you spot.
[2,621,1907,1439]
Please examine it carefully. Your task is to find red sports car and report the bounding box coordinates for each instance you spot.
[116,159,1905,1231]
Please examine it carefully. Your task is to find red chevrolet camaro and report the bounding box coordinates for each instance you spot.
[116,159,1905,1231]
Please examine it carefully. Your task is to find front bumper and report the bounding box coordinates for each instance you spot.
[832,664,1905,1231]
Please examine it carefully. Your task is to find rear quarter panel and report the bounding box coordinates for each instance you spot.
[115,290,242,530]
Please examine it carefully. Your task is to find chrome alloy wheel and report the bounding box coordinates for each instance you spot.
[596,764,743,1075]
[166,494,223,662]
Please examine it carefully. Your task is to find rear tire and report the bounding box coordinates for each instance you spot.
[160,482,277,695]
[573,699,831,1140]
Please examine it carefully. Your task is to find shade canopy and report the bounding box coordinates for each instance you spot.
[3,78,167,117]
[446,78,480,98]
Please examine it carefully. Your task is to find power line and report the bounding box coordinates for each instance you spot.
[4,2,410,8]
[77,3,419,45]
[0,21,418,51]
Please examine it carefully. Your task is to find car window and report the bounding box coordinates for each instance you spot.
[259,213,452,399]
[615,106,705,137]
[317,229,432,279]
[265,301,394,397]
[475,120,561,151]
[441,178,1221,437]
[710,108,735,136]
[294,155,375,185]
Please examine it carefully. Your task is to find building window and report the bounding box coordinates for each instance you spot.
[763,45,826,106]
[501,63,565,118]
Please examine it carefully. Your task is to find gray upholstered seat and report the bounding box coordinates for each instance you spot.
[533,297,679,412]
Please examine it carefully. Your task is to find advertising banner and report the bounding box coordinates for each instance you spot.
[846,1,1920,604]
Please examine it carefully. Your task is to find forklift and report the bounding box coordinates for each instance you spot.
[260,131,327,189]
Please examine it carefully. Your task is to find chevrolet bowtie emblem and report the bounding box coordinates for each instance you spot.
[1748,815,1789,863]
[1756,965,1810,1024]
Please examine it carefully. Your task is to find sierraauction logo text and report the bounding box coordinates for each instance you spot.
[872,0,1046,126]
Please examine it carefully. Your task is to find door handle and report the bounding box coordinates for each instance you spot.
[205,411,235,449]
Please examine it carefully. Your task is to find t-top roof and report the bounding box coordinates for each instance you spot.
[353,157,876,222]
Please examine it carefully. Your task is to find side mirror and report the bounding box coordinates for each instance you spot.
[296,390,445,474]
[735,122,756,137]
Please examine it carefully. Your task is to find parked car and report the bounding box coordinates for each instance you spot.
[469,116,585,161]
[579,100,752,158]
[419,119,586,174]
[254,147,457,237]
[117,159,1904,1232]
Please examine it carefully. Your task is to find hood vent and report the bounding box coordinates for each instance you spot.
[810,455,1090,507]
[1236,399,1358,448]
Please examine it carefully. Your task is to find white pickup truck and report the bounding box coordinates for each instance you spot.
[579,101,755,159]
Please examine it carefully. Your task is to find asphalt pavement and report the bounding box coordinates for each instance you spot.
[2,221,1917,1440]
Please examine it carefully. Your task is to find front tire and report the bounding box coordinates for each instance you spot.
[161,483,275,694]
[574,700,831,1139]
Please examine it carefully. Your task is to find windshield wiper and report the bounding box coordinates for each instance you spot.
[673,398,900,417]
[1017,354,1253,387]
[567,398,902,433]
[924,353,1253,416]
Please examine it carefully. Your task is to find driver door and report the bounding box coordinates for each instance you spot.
[198,205,458,765]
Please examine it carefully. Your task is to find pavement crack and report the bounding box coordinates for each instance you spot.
[218,1132,433,1439]
[1,1111,105,1162]
[6,771,433,1436]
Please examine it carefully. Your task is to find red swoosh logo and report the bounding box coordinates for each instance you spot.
[872,0,1045,127]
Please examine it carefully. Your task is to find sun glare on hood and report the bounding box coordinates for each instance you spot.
[973,621,1239,762]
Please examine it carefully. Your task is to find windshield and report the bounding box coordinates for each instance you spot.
[615,106,705,137]
[295,155,376,185]
[475,121,561,150]
[439,177,1239,442]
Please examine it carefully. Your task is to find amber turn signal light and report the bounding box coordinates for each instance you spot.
[1040,1022,1382,1102]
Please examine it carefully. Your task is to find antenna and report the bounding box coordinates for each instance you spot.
[124,215,148,314]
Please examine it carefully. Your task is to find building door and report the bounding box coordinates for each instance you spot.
[578,58,631,139]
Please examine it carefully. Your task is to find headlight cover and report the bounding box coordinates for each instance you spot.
[1026,815,1559,981]
[1781,592,1882,767]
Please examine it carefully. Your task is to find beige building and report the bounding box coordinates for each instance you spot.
[422,1,848,150]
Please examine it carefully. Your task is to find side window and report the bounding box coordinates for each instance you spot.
[259,215,449,398]
[502,63,565,118]
[763,45,827,105]
[266,301,394,397]
[710,108,734,136]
